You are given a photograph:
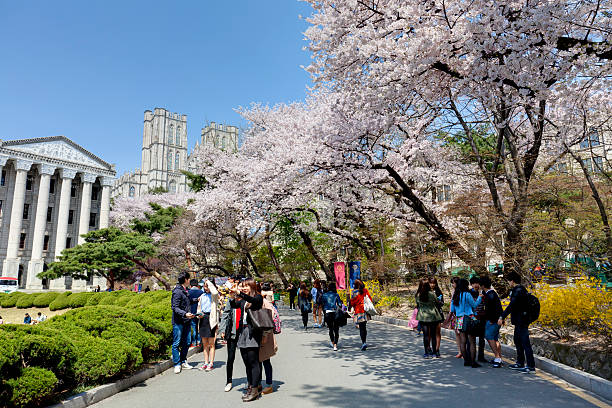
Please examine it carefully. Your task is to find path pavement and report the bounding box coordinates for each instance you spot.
[91,311,608,408]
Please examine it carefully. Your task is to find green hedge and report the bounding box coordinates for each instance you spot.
[15,294,35,309]
[0,292,26,308]
[0,291,172,407]
[33,292,60,308]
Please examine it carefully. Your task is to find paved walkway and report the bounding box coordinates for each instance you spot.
[92,312,608,408]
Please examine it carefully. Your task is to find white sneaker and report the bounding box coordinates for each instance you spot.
[181,362,193,370]
[333,345,338,351]
[224,383,233,392]
[174,365,181,374]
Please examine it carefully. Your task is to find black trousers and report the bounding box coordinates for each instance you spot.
[226,337,238,384]
[240,347,261,388]
[289,295,296,309]
[421,322,439,353]
[358,321,367,344]
[301,310,309,328]
[325,312,339,344]
[259,359,273,386]
[514,325,535,368]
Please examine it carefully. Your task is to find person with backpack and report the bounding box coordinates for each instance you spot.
[298,282,313,329]
[470,276,487,363]
[416,278,443,358]
[311,280,323,328]
[480,276,503,367]
[350,279,373,351]
[450,278,483,367]
[322,282,344,351]
[498,271,536,373]
[428,277,444,356]
[287,283,298,310]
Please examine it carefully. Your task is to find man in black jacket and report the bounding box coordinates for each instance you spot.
[171,272,195,374]
[481,276,503,367]
[498,272,535,373]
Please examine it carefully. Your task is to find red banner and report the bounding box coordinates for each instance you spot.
[334,262,346,290]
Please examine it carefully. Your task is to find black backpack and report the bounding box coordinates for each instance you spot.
[525,292,540,324]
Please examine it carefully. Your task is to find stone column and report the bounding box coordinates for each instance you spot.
[49,168,77,290]
[26,164,56,290]
[2,159,33,278]
[99,177,113,228]
[72,173,97,291]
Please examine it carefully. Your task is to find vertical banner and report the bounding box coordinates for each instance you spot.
[334,262,346,290]
[349,261,361,289]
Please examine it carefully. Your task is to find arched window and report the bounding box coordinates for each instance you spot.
[168,180,177,193]
[176,127,181,146]
[167,151,172,170]
[168,125,174,145]
[129,186,135,197]
[175,152,180,170]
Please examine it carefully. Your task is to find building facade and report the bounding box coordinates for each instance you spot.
[0,136,115,291]
[113,108,239,198]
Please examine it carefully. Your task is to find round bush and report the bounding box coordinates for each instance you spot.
[114,293,136,307]
[6,367,58,408]
[32,292,60,308]
[71,336,141,384]
[85,292,106,306]
[48,291,72,311]
[15,294,35,309]
[0,292,26,308]
[68,292,91,308]
[97,291,121,305]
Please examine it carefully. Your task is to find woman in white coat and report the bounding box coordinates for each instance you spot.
[197,279,219,371]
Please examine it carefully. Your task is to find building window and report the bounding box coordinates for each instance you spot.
[175,152,180,170]
[68,210,74,224]
[581,158,592,173]
[47,207,53,222]
[26,175,33,191]
[89,212,97,227]
[91,186,100,201]
[169,180,176,193]
[436,185,452,202]
[167,152,172,171]
[580,130,601,149]
[129,186,135,197]
[1,170,5,186]
[65,237,72,249]
[593,157,603,173]
[19,233,26,249]
[176,127,181,146]
[71,183,77,198]
[23,203,29,219]
[168,125,174,145]
[49,178,56,194]
[43,235,50,251]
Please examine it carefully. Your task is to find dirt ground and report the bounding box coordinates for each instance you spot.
[0,307,68,324]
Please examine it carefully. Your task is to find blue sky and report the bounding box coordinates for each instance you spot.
[0,1,313,175]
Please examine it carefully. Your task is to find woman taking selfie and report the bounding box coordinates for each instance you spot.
[230,278,264,402]
[197,279,219,371]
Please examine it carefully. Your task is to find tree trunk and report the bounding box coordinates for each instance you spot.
[296,228,334,280]
[246,250,262,278]
[108,271,115,290]
[265,231,290,288]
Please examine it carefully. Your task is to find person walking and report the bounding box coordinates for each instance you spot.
[288,283,298,310]
[416,278,443,358]
[171,272,195,374]
[298,282,313,329]
[450,276,463,358]
[230,278,264,402]
[322,282,343,351]
[470,276,487,363]
[499,272,536,373]
[311,280,323,328]
[261,282,274,305]
[350,279,373,351]
[219,277,241,392]
[451,278,483,367]
[428,277,444,356]
[188,279,204,348]
[480,276,503,367]
[197,279,219,372]
[259,292,278,395]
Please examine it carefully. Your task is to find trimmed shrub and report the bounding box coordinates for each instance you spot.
[97,291,121,305]
[32,292,60,308]
[0,330,21,377]
[85,291,107,306]
[114,292,136,307]
[15,294,35,309]
[0,292,26,308]
[49,291,72,311]
[6,367,58,408]
[68,292,91,308]
[71,336,142,384]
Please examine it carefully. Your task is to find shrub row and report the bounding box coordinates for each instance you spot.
[0,290,172,408]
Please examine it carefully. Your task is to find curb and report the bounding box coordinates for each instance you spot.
[48,346,201,408]
[371,315,612,402]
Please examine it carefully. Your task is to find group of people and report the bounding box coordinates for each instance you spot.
[21,312,47,325]
[171,273,280,403]
[415,272,535,373]
[290,278,374,352]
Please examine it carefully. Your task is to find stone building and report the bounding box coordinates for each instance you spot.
[0,136,115,290]
[113,108,239,198]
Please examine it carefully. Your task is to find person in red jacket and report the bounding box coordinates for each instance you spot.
[350,279,373,351]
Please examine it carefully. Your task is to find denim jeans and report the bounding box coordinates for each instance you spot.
[189,319,200,345]
[172,321,191,365]
[514,325,535,368]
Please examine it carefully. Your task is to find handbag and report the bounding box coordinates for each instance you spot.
[363,294,378,316]
[247,308,275,331]
[301,301,312,314]
[334,306,348,327]
[462,315,479,334]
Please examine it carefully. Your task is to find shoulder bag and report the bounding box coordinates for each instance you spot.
[247,308,275,331]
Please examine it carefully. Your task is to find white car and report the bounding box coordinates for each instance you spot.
[0,277,18,293]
